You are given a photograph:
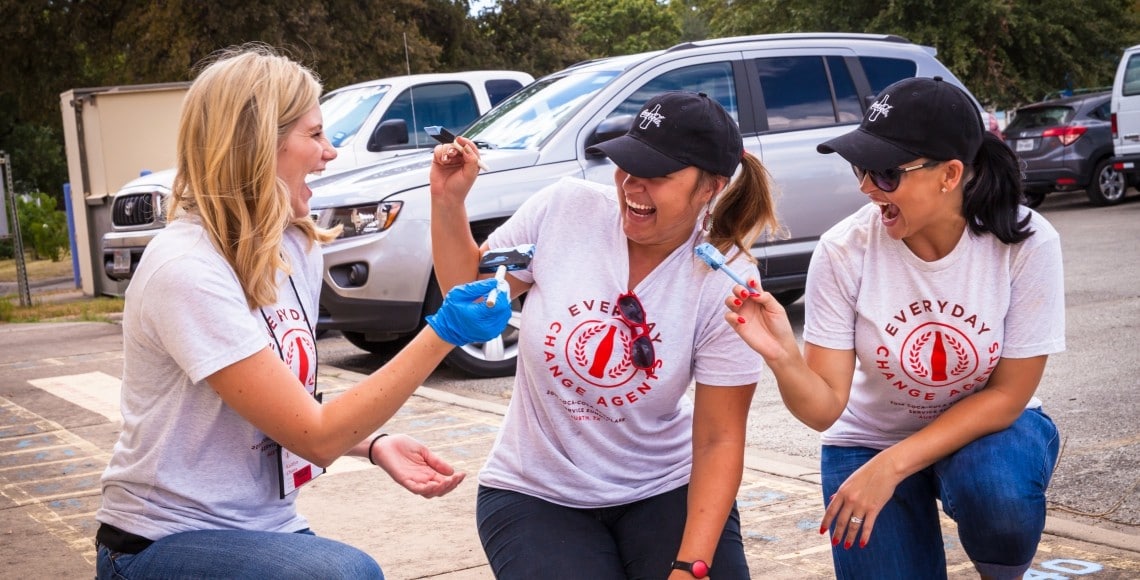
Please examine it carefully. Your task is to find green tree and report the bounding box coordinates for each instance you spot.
[16,192,69,262]
[553,0,682,58]
[476,0,588,76]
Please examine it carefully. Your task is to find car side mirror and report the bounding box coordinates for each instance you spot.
[367,119,410,152]
[585,115,635,156]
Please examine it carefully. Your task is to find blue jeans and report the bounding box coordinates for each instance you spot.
[95,527,383,579]
[821,408,1059,580]
[477,484,749,579]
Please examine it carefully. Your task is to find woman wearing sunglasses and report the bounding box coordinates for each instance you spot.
[725,76,1064,579]
[430,91,780,579]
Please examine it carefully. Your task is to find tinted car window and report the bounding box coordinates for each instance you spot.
[1124,54,1140,97]
[609,62,738,123]
[859,56,918,95]
[1090,99,1110,120]
[1006,106,1074,132]
[485,79,525,106]
[755,56,835,131]
[381,83,481,147]
[827,56,863,123]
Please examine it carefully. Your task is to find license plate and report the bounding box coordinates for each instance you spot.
[112,249,131,275]
[1016,139,1034,152]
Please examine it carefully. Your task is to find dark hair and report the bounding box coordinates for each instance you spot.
[962,132,1033,244]
[706,152,784,259]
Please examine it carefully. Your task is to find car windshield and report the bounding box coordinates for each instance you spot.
[320,85,391,147]
[463,69,621,150]
[1006,105,1074,132]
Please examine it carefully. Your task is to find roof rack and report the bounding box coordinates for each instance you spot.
[665,32,913,54]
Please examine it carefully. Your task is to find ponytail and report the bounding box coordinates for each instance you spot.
[706,152,785,260]
[962,132,1033,244]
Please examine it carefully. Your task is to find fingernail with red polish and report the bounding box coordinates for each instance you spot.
[831,535,840,546]
[737,317,746,324]
[819,526,827,535]
[748,279,758,288]
[733,298,742,306]
[844,540,852,550]
[859,538,868,548]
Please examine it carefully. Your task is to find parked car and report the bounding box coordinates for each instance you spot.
[1003,91,1120,207]
[101,70,533,282]
[1110,43,1140,202]
[305,32,982,377]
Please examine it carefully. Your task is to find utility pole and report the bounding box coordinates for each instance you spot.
[0,152,31,307]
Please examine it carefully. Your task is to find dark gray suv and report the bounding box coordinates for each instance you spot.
[308,33,981,377]
[1003,91,1123,206]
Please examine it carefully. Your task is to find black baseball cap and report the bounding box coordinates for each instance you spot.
[587,91,743,178]
[817,76,984,171]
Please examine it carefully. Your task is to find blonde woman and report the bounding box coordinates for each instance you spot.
[94,45,511,579]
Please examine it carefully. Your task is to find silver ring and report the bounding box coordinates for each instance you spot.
[850,516,863,524]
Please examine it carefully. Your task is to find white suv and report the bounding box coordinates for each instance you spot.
[307,33,981,377]
[101,70,533,282]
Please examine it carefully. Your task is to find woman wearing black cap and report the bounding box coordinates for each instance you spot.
[725,76,1064,579]
[429,91,781,579]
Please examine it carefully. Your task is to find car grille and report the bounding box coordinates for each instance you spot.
[112,192,160,227]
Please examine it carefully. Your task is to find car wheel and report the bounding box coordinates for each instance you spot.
[341,331,411,355]
[1087,158,1127,206]
[423,274,522,378]
[1022,191,1046,208]
[773,289,804,306]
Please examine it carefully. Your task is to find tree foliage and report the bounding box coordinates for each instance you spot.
[14,192,70,261]
[553,0,682,59]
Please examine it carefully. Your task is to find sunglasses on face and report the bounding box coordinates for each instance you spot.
[616,292,656,371]
[851,160,941,193]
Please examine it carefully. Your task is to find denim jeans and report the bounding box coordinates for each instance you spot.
[476,484,749,579]
[820,407,1060,580]
[95,527,383,579]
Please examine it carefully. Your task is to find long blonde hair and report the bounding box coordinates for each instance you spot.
[168,44,337,309]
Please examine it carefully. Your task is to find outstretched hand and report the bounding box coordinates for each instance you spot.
[723,278,799,363]
[371,434,466,499]
[426,278,513,346]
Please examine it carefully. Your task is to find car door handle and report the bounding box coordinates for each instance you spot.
[1125,133,1140,141]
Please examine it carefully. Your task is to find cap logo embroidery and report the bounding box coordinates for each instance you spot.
[867,94,893,122]
[638,104,665,130]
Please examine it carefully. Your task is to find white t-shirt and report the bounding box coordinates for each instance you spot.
[804,203,1066,449]
[97,217,323,540]
[480,178,763,508]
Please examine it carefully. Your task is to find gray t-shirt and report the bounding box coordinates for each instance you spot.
[804,203,1066,449]
[480,178,763,508]
[97,217,323,540]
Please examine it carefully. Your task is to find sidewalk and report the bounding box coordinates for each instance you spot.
[0,350,1138,578]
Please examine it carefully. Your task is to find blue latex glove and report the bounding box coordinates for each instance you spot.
[426,278,513,346]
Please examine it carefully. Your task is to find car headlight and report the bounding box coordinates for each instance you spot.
[327,201,403,239]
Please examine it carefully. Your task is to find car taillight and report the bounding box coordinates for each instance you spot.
[1112,112,1118,138]
[1041,125,1088,146]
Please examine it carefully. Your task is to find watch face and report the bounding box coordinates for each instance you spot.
[691,560,709,578]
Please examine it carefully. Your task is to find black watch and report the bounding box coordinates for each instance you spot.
[670,559,709,578]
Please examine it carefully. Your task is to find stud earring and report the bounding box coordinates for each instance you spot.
[940,187,948,193]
